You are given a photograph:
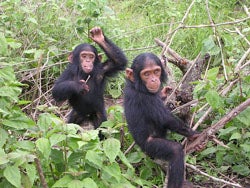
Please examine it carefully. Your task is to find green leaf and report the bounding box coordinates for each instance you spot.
[35,138,51,160]
[206,67,219,81]
[201,35,220,56]
[85,150,103,168]
[2,114,35,130]
[15,140,35,151]
[240,144,250,152]
[103,138,120,162]
[0,32,8,56]
[219,126,237,136]
[0,86,21,102]
[49,133,67,146]
[229,132,241,140]
[118,151,133,169]
[67,180,84,188]
[236,107,250,126]
[0,149,9,165]
[82,178,98,188]
[127,152,144,163]
[109,89,122,98]
[102,163,121,182]
[53,175,72,187]
[37,113,53,132]
[3,166,21,188]
[232,164,250,176]
[27,17,38,25]
[0,66,16,82]
[201,147,217,156]
[0,128,8,147]
[205,90,223,109]
[25,163,37,186]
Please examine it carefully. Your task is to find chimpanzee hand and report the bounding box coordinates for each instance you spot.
[188,132,200,142]
[90,27,105,44]
[188,132,206,151]
[79,80,89,94]
[160,86,172,100]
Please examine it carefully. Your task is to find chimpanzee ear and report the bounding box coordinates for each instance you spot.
[126,68,134,82]
[68,52,73,63]
[98,54,102,62]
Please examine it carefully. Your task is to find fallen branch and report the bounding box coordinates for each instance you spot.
[186,98,250,154]
[186,163,243,188]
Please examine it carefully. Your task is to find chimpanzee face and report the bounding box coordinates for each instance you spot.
[140,61,161,93]
[80,50,96,73]
[126,52,167,94]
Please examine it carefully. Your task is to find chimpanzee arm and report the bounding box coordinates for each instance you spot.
[98,36,127,76]
[163,111,196,137]
[90,27,127,76]
[52,67,83,102]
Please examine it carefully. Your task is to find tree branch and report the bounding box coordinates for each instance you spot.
[186,98,250,154]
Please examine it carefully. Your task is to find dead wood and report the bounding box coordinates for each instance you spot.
[186,98,250,154]
[155,38,210,122]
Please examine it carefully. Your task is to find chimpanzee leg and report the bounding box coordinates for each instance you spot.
[145,138,184,188]
[93,111,107,129]
[67,110,85,124]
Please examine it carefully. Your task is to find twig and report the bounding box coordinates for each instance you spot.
[34,158,48,188]
[192,78,239,131]
[205,0,228,81]
[234,27,250,46]
[186,98,250,154]
[165,53,201,105]
[85,75,91,83]
[124,141,136,155]
[243,5,250,17]
[240,60,250,71]
[186,163,243,188]
[235,47,250,73]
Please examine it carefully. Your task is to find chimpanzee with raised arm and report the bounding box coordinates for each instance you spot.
[52,27,127,129]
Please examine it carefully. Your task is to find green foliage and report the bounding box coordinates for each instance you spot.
[1,0,250,187]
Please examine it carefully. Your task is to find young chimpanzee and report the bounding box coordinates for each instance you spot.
[124,53,199,188]
[52,27,127,129]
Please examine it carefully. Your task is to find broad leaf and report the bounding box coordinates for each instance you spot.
[102,163,121,182]
[0,149,9,165]
[0,128,8,147]
[82,178,98,188]
[3,166,21,188]
[85,150,103,168]
[50,134,67,146]
[236,107,250,126]
[67,179,84,188]
[103,138,120,162]
[52,175,72,187]
[35,138,51,160]
[205,90,223,109]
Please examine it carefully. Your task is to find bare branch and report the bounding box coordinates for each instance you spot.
[186,98,250,154]
[186,163,243,188]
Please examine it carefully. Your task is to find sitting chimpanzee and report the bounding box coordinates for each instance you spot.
[124,52,199,188]
[52,27,127,129]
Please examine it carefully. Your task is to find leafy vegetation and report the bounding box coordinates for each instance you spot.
[0,0,250,187]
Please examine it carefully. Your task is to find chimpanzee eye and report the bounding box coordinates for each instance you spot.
[154,69,161,75]
[144,72,150,77]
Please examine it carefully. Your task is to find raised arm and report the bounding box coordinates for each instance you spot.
[89,27,127,76]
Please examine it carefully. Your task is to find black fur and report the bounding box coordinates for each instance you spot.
[52,37,127,128]
[124,52,196,188]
